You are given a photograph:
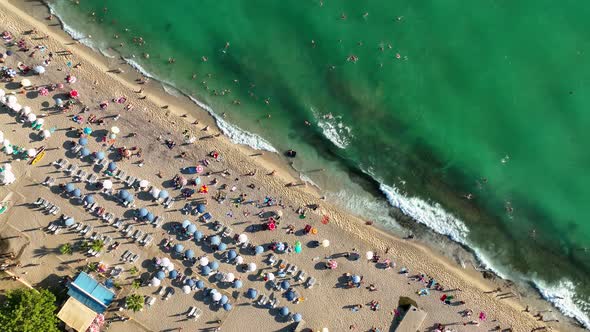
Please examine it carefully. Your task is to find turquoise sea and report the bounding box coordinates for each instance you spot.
[48,0,590,326]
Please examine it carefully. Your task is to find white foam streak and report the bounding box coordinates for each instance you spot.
[536,280,590,329]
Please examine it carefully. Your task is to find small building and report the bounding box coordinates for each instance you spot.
[57,272,116,331]
[394,305,427,332]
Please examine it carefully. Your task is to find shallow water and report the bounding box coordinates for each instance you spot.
[48,0,590,326]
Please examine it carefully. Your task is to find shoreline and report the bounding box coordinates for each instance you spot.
[2,0,586,331]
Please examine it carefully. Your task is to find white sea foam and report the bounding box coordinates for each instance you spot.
[47,3,99,51]
[161,83,183,97]
[124,58,155,79]
[313,110,352,149]
[536,280,590,329]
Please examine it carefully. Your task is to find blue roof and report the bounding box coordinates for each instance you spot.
[67,272,115,314]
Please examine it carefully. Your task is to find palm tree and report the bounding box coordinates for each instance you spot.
[129,266,139,275]
[125,294,144,312]
[59,243,73,255]
[91,239,104,253]
[131,280,141,290]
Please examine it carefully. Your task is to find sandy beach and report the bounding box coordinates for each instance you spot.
[0,1,583,332]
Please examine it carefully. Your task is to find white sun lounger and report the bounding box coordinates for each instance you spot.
[305,276,316,289]
[87,173,98,184]
[53,158,68,168]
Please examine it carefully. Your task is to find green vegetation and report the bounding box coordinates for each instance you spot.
[129,266,139,275]
[0,288,59,332]
[59,243,73,255]
[131,280,141,290]
[125,294,144,312]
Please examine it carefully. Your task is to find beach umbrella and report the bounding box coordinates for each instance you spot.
[27,113,37,122]
[146,213,155,222]
[223,303,232,311]
[2,139,9,147]
[197,204,206,213]
[352,275,361,284]
[72,189,81,198]
[233,280,243,289]
[327,260,338,269]
[56,98,64,106]
[155,271,165,280]
[195,177,201,185]
[11,103,22,112]
[254,245,264,255]
[21,106,31,115]
[182,219,191,228]
[321,239,330,248]
[69,89,79,98]
[95,151,105,160]
[102,179,113,189]
[235,256,244,264]
[5,50,12,56]
[217,242,227,251]
[275,242,285,252]
[224,273,235,282]
[212,292,222,302]
[7,95,16,105]
[4,146,13,155]
[158,190,169,199]
[33,66,45,74]
[187,224,197,233]
[150,187,160,199]
[246,288,258,299]
[285,290,296,301]
[83,195,95,204]
[150,277,161,287]
[280,280,290,290]
[208,261,219,271]
[199,257,209,266]
[118,190,130,200]
[182,285,191,294]
[80,147,90,157]
[35,118,45,127]
[160,257,171,267]
[294,241,302,254]
[196,280,205,289]
[201,266,212,275]
[20,79,31,88]
[194,231,203,241]
[66,75,77,84]
[167,263,176,273]
[185,249,195,259]
[279,307,289,317]
[65,183,76,192]
[209,235,221,246]
[366,251,374,260]
[83,127,92,135]
[293,313,302,322]
[107,161,117,172]
[227,250,237,260]
[174,244,184,253]
[220,295,229,305]
[64,218,75,227]
[266,273,275,281]
[186,279,195,287]
[110,126,120,134]
[139,180,149,188]
[169,270,178,279]
[246,262,257,272]
[78,137,88,146]
[126,194,135,203]
[237,233,248,244]
[42,129,51,139]
[138,208,148,217]
[38,87,49,96]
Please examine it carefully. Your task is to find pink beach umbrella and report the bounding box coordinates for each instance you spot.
[38,87,49,96]
[479,312,486,321]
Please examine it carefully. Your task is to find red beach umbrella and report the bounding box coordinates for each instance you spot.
[69,89,79,98]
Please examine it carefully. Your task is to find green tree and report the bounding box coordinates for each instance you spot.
[129,266,139,275]
[0,288,59,332]
[131,280,141,290]
[90,239,104,252]
[125,294,144,312]
[59,243,73,255]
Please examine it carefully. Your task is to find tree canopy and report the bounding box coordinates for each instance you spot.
[0,288,59,332]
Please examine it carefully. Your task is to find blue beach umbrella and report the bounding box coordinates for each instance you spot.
[185,249,195,259]
[72,189,81,198]
[352,275,361,284]
[78,137,88,146]
[187,224,197,233]
[193,231,203,241]
[217,243,227,251]
[159,190,169,199]
[80,147,90,157]
[201,266,211,275]
[279,307,289,317]
[138,208,148,217]
[107,161,117,172]
[95,151,105,160]
[220,295,229,305]
[254,245,264,255]
[197,204,206,213]
[155,271,165,280]
[83,127,92,135]
[187,279,195,287]
[64,218,75,227]
[83,195,94,204]
[119,190,130,200]
[65,183,75,192]
[182,220,191,228]
[227,250,237,260]
[285,290,296,301]
[174,244,184,253]
[232,280,243,289]
[169,270,178,279]
[280,280,290,290]
[223,303,232,311]
[293,313,302,322]
[246,288,257,299]
[196,280,205,289]
[209,235,221,246]
[208,261,219,271]
[146,213,155,222]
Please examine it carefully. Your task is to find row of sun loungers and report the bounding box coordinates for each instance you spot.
[266,254,315,288]
[33,197,60,215]
[120,249,140,263]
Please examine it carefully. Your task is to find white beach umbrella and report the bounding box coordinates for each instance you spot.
[160,257,171,267]
[235,256,244,264]
[166,263,175,272]
[4,146,13,155]
[365,251,374,260]
[3,139,11,148]
[224,273,235,282]
[139,179,149,188]
[6,95,17,105]
[27,148,36,157]
[110,126,120,134]
[42,130,51,139]
[237,233,248,244]
[199,256,209,266]
[266,272,275,281]
[150,187,161,199]
[150,277,161,287]
[0,169,16,185]
[246,262,257,272]
[102,179,113,189]
[36,118,44,125]
[27,113,37,122]
[22,106,31,115]
[321,239,330,248]
[182,285,191,294]
[20,79,32,88]
[33,66,45,74]
[4,164,11,171]
[0,89,5,97]
[212,292,222,302]
[11,103,22,112]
